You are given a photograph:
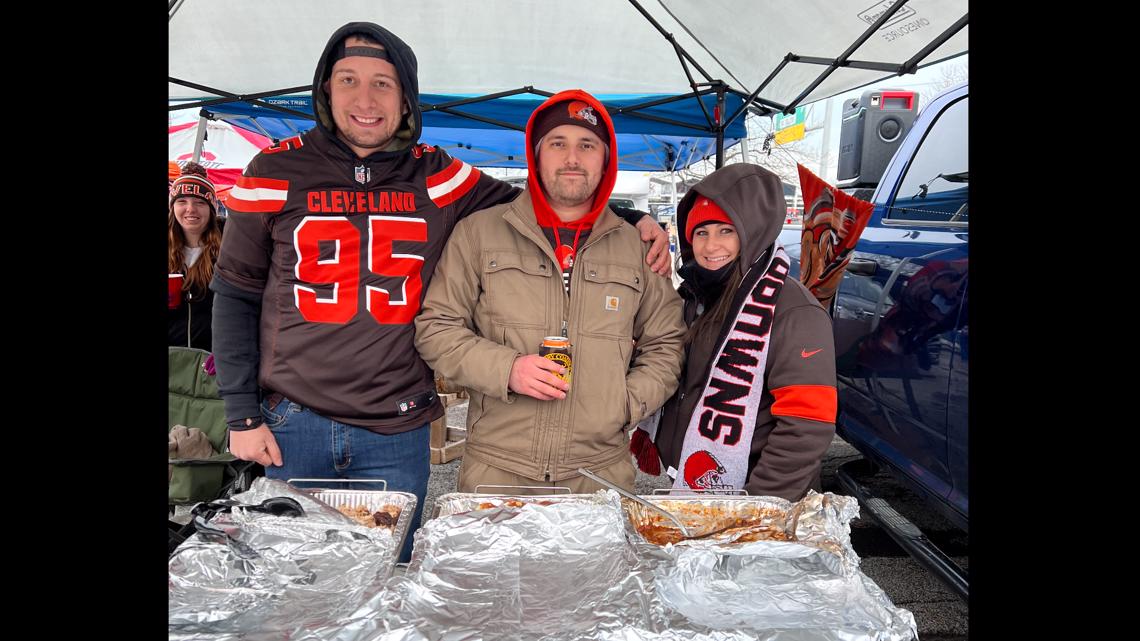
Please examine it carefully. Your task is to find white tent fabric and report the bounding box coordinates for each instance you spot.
[657,0,968,105]
[169,0,966,108]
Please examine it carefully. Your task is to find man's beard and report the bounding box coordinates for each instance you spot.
[545,171,598,209]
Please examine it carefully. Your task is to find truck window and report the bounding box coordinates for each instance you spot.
[888,97,969,224]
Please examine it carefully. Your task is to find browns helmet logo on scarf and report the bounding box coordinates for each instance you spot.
[683,450,731,490]
[567,100,598,126]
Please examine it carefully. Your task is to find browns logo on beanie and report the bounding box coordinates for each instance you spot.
[169,162,217,216]
[532,99,611,152]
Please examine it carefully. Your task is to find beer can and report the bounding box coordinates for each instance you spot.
[539,336,572,383]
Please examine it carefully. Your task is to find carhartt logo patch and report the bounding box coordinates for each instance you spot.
[605,296,620,311]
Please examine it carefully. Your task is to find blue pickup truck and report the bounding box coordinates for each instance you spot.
[826,83,968,600]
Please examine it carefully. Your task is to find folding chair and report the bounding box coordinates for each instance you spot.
[168,346,260,554]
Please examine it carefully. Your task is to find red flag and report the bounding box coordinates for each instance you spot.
[796,164,873,310]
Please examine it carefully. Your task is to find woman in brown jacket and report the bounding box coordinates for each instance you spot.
[632,163,837,501]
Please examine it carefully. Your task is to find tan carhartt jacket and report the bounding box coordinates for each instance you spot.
[415,189,685,481]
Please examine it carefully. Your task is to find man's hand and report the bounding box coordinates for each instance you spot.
[635,216,672,277]
[229,424,283,467]
[509,355,570,401]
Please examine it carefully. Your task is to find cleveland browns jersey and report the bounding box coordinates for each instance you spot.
[216,127,518,432]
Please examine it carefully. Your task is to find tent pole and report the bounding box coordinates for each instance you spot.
[421,87,543,111]
[784,0,913,112]
[725,58,791,127]
[168,79,311,117]
[900,15,969,74]
[715,85,726,168]
[681,142,699,169]
[644,136,669,171]
[168,0,187,21]
[191,112,208,164]
[819,98,836,181]
[625,0,715,83]
[245,118,275,142]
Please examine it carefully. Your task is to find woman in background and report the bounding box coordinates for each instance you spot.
[168,162,223,351]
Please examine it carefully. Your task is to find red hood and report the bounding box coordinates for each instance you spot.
[524,90,618,230]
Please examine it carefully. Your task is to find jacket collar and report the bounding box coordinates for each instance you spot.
[503,190,624,260]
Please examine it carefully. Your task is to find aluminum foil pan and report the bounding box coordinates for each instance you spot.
[431,491,601,518]
[380,490,653,639]
[302,487,418,569]
[602,491,915,641]
[172,484,914,640]
[620,491,859,573]
[595,619,914,641]
[374,490,913,641]
[168,478,416,640]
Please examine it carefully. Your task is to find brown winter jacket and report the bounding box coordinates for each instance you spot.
[415,188,685,482]
[656,164,836,501]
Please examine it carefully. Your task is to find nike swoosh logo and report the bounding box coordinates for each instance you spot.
[801,348,824,358]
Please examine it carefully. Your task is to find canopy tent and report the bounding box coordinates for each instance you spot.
[186,93,745,172]
[169,0,967,168]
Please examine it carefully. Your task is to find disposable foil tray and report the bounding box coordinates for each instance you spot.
[302,487,418,571]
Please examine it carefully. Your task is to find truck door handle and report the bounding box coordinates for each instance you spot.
[847,259,878,276]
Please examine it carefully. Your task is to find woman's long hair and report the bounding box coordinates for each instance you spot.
[168,163,222,296]
[684,258,743,347]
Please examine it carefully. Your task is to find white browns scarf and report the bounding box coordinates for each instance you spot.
[672,243,789,491]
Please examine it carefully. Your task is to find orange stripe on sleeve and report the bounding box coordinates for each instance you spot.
[770,385,837,423]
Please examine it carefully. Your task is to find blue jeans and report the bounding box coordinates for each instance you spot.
[260,395,429,563]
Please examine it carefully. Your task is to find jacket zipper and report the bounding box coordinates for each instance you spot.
[505,211,563,484]
[545,222,622,481]
[546,262,571,482]
[515,212,619,483]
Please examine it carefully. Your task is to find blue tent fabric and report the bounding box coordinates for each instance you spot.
[188,93,745,171]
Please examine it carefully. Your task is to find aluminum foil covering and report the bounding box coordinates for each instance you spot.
[171,484,914,641]
[373,491,666,639]
[169,477,416,641]
[431,492,599,518]
[365,490,914,641]
[614,491,916,641]
[595,622,908,641]
[624,492,861,574]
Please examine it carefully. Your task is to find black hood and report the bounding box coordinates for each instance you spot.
[677,163,787,270]
[311,22,421,156]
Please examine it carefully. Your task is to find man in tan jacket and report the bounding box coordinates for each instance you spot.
[415,90,685,493]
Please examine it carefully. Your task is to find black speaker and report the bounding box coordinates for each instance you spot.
[837,89,919,188]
